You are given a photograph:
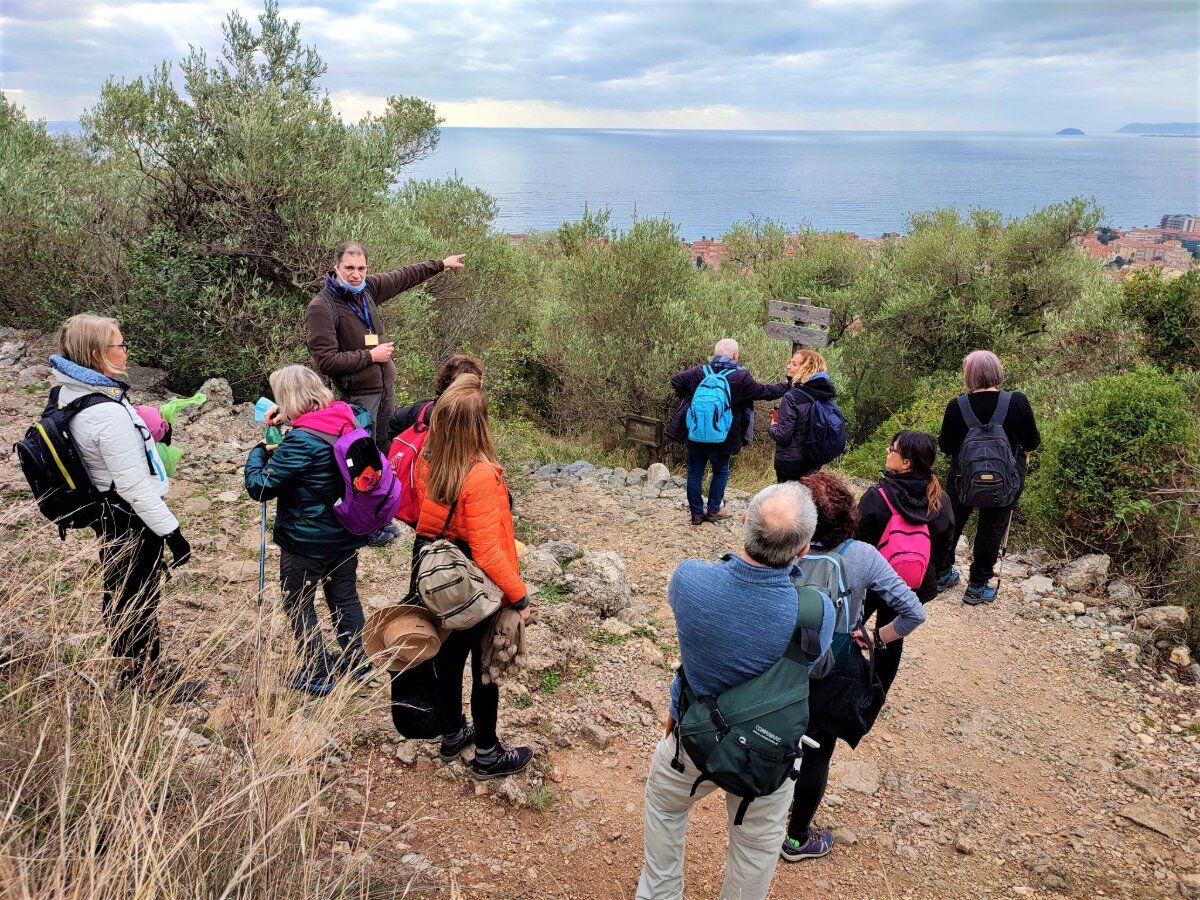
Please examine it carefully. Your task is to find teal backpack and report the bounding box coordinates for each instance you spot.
[686,366,734,443]
[673,572,829,825]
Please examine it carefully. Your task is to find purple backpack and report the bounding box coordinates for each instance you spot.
[300,426,402,535]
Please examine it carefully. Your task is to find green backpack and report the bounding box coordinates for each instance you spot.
[672,578,828,825]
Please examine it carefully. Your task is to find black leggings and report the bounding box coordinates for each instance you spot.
[98,499,165,677]
[787,725,838,842]
[432,617,499,746]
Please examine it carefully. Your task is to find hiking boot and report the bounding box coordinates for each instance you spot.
[366,526,398,548]
[440,722,476,762]
[936,566,961,592]
[780,828,834,862]
[690,514,704,527]
[471,741,533,780]
[289,670,336,696]
[963,581,997,605]
[703,510,731,523]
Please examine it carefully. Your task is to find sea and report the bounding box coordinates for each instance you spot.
[402,128,1200,240]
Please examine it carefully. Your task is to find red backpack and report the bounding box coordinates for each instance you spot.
[875,487,932,589]
[387,402,434,526]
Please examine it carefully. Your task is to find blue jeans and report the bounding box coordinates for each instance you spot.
[686,443,731,517]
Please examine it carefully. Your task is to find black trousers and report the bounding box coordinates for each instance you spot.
[279,548,365,679]
[431,616,499,748]
[861,591,912,696]
[787,725,838,842]
[949,497,1014,586]
[98,499,165,676]
[774,459,818,483]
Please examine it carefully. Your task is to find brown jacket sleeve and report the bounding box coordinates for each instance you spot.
[305,297,372,380]
[369,259,445,305]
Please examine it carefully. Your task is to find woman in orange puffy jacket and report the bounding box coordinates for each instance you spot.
[403,373,534,779]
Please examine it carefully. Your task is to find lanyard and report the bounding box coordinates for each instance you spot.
[346,295,373,332]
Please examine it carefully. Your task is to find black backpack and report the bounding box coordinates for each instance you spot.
[14,387,118,538]
[798,388,848,468]
[954,391,1021,508]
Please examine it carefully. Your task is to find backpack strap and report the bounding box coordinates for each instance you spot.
[876,485,899,517]
[323,294,340,330]
[416,401,434,430]
[436,498,459,540]
[956,393,983,430]
[784,586,826,665]
[990,390,1013,429]
[297,426,338,446]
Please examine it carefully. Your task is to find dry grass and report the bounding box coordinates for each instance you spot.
[0,499,416,899]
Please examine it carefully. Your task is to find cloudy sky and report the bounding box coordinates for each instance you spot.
[2,0,1197,131]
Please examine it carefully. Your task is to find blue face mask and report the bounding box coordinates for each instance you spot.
[339,278,367,294]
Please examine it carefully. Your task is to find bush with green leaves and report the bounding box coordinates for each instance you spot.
[1025,369,1199,603]
[1121,268,1200,372]
[838,376,959,480]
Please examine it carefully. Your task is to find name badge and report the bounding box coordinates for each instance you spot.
[365,334,379,347]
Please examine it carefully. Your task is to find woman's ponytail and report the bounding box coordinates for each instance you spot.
[891,430,942,513]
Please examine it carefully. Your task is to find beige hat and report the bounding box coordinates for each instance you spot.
[362,605,447,672]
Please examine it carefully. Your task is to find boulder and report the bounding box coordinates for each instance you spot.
[1170,646,1192,667]
[197,377,234,410]
[1134,605,1189,639]
[627,468,648,485]
[646,463,671,488]
[562,460,597,479]
[522,549,564,587]
[0,339,27,367]
[1058,554,1111,593]
[540,540,584,565]
[1118,799,1185,841]
[531,463,561,480]
[1106,579,1141,607]
[1020,575,1056,596]
[567,551,631,616]
[125,364,171,392]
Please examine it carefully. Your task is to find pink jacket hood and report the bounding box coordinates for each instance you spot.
[293,401,359,436]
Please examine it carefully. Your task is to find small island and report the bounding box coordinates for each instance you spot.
[1057,128,1085,135]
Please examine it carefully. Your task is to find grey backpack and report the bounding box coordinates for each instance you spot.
[414,499,502,630]
[792,542,852,680]
[955,391,1021,508]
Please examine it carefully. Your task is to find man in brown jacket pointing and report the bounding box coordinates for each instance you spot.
[306,240,465,545]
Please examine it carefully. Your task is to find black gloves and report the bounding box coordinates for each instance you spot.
[165,528,191,568]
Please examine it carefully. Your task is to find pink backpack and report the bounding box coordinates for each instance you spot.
[875,487,932,589]
[387,402,434,526]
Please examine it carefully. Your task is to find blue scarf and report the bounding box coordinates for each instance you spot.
[710,354,740,371]
[49,355,125,390]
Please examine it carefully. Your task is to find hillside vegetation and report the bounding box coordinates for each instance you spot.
[0,2,1197,634]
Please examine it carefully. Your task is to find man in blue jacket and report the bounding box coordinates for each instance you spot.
[667,339,788,526]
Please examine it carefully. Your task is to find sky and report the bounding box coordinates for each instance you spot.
[1,0,1198,132]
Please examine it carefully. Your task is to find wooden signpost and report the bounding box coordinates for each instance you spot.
[764,298,833,352]
[619,413,668,466]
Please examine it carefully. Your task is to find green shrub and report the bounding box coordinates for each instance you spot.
[1121,268,1200,372]
[839,376,958,480]
[1025,369,1199,607]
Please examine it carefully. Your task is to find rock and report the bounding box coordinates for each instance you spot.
[580,723,614,749]
[646,463,671,488]
[220,560,260,583]
[0,339,26,366]
[1059,554,1110,593]
[600,619,633,638]
[206,700,238,732]
[16,365,46,386]
[1020,575,1056,596]
[1135,605,1189,639]
[562,460,597,479]
[1170,646,1192,667]
[215,490,241,503]
[1069,600,1087,616]
[831,758,879,796]
[832,827,859,846]
[639,638,666,668]
[182,497,212,515]
[955,835,975,855]
[522,549,564,586]
[197,377,234,410]
[125,364,171,392]
[165,726,211,749]
[1119,767,1159,797]
[396,742,418,765]
[531,463,561,480]
[1118,799,1185,841]
[1107,579,1141,606]
[282,718,337,762]
[627,468,648,485]
[540,540,584,565]
[567,552,631,616]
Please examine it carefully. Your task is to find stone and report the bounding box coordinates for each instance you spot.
[282,718,338,762]
[165,726,211,749]
[540,540,584,565]
[396,742,418,765]
[646,463,671,488]
[600,618,633,638]
[206,700,238,732]
[567,552,631,616]
[831,758,879,796]
[1170,646,1192,667]
[1119,767,1159,797]
[1118,799,1185,841]
[1107,579,1141,606]
[562,460,597,479]
[531,464,561,480]
[197,377,234,410]
[639,638,666,668]
[580,723,614,749]
[522,549,564,586]
[16,365,46,386]
[215,490,241,503]
[1069,600,1087,616]
[1135,605,1189,640]
[955,835,975,855]
[1059,554,1111,593]
[1020,575,1056,596]
[220,560,260,583]
[125,364,171,392]
[832,827,859,845]
[627,468,648,485]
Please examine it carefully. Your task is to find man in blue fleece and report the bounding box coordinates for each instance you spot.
[637,481,834,900]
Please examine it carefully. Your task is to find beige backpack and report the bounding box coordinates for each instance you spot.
[414,497,502,630]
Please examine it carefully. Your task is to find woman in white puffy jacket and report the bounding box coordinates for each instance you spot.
[51,314,198,698]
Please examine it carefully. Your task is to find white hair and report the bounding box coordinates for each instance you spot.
[743,482,817,568]
[714,338,739,358]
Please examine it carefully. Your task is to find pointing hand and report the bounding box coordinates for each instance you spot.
[442,254,466,270]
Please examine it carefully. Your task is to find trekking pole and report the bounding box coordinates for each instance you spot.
[994,513,1014,594]
[252,422,283,697]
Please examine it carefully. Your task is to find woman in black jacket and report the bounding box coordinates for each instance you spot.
[938,350,1040,604]
[857,430,954,692]
[387,353,484,443]
[769,349,840,482]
